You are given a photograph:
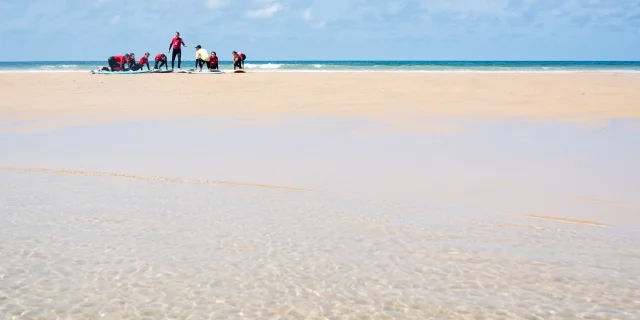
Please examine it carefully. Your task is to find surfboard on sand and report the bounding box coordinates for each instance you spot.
[233,69,246,73]
[158,69,174,73]
[91,69,157,75]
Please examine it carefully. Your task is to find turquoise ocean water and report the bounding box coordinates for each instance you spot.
[1,60,639,73]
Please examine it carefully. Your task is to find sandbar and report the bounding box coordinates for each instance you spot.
[2,72,640,132]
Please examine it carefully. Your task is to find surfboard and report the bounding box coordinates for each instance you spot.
[175,69,190,73]
[91,69,157,75]
[158,69,174,73]
[233,69,246,73]
[187,70,225,74]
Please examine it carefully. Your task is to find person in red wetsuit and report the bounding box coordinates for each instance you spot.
[107,54,129,71]
[154,53,168,70]
[232,51,246,70]
[208,51,219,70]
[131,52,151,71]
[126,53,136,71]
[168,31,187,69]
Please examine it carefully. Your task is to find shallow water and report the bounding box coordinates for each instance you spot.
[2,116,639,226]
[1,117,640,319]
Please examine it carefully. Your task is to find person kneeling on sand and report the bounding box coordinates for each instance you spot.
[194,45,210,72]
[232,51,246,70]
[154,53,168,70]
[208,51,219,71]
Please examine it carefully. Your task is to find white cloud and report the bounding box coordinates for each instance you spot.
[204,0,228,10]
[109,15,120,24]
[313,21,325,29]
[245,3,282,19]
[303,8,312,21]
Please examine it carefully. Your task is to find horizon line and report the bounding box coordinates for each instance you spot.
[1,59,639,63]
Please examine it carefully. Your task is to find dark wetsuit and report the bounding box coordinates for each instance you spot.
[209,56,219,70]
[108,55,125,71]
[154,54,167,70]
[131,57,150,71]
[169,37,185,69]
[233,52,246,69]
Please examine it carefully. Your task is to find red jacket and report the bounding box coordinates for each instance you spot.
[155,54,166,62]
[112,55,125,71]
[169,37,184,50]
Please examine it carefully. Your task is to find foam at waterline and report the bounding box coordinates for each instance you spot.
[243,63,283,69]
[0,69,90,73]
[40,64,82,69]
[221,69,640,74]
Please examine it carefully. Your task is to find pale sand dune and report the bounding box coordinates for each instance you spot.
[1,72,640,132]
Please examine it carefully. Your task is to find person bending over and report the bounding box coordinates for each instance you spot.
[154,53,168,70]
[131,52,151,71]
[232,51,246,70]
[209,51,219,70]
[194,45,210,72]
[168,31,186,69]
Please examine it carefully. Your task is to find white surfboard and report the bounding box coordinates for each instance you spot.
[187,70,225,74]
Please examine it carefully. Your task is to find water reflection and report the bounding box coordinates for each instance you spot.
[1,116,639,226]
[1,117,639,319]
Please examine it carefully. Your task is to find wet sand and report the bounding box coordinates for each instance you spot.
[1,72,640,319]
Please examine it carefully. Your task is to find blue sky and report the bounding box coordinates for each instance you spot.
[0,0,638,61]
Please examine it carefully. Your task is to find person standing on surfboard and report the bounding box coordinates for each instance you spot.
[232,51,246,70]
[209,51,219,70]
[194,45,210,72]
[168,31,187,69]
[154,53,168,70]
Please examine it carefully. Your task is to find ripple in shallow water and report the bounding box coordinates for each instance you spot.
[1,171,639,319]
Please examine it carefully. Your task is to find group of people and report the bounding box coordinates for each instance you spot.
[103,31,247,72]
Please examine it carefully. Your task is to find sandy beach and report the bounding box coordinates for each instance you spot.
[2,72,640,132]
[1,72,640,319]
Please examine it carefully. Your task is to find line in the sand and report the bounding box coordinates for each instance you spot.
[572,196,637,210]
[519,214,607,227]
[0,166,312,192]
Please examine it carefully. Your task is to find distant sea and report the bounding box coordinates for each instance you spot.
[1,61,640,73]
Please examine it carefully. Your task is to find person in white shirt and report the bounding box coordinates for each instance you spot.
[194,45,210,72]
